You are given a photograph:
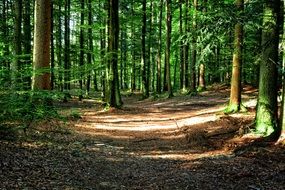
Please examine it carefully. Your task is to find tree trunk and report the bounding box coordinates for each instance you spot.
[179,0,184,90]
[64,0,71,93]
[50,1,55,90]
[226,0,244,113]
[165,0,173,97]
[23,0,32,90]
[141,0,149,98]
[79,0,85,100]
[12,0,22,89]
[156,0,163,94]
[190,0,197,92]
[255,0,280,139]
[105,0,122,108]
[32,0,51,90]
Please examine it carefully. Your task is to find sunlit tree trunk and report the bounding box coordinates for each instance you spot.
[255,0,280,139]
[32,0,51,90]
[225,0,244,113]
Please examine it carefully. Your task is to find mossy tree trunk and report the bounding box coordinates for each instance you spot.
[226,0,244,113]
[32,0,51,90]
[105,0,122,108]
[255,0,281,138]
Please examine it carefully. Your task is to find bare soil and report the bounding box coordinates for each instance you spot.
[0,85,284,190]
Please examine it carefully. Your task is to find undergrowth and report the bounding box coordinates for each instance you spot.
[0,90,61,139]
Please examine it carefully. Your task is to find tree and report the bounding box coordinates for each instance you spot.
[255,0,281,139]
[156,0,163,94]
[12,0,22,89]
[165,0,173,97]
[79,0,85,100]
[141,0,149,98]
[225,0,244,113]
[105,0,122,108]
[32,0,51,90]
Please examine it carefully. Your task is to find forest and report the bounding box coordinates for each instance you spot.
[0,0,284,189]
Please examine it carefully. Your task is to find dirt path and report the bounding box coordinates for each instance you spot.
[0,87,284,189]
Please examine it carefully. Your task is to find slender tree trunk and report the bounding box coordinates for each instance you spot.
[190,0,198,92]
[86,0,94,94]
[156,0,163,94]
[226,0,244,113]
[179,0,184,90]
[79,0,85,100]
[279,0,285,143]
[255,0,281,139]
[50,0,55,90]
[64,0,71,94]
[32,0,51,90]
[56,1,63,91]
[141,0,149,98]
[184,0,189,88]
[165,0,173,97]
[12,0,22,89]
[23,0,32,90]
[105,0,122,107]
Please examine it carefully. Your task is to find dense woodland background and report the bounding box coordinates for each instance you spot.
[0,0,284,140]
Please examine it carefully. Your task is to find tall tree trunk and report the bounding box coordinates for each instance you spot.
[86,0,94,94]
[184,0,189,88]
[255,0,281,139]
[79,0,85,100]
[23,0,32,90]
[279,0,285,143]
[32,0,51,90]
[165,0,173,97]
[179,0,184,90]
[12,0,22,89]
[190,0,197,92]
[131,0,136,92]
[50,0,55,90]
[56,1,63,91]
[141,0,149,98]
[105,0,122,107]
[156,0,163,94]
[64,0,71,94]
[198,0,207,91]
[226,0,244,113]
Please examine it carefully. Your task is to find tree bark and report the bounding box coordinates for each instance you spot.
[255,0,280,139]
[105,0,122,107]
[226,0,244,113]
[32,0,51,90]
[165,0,173,97]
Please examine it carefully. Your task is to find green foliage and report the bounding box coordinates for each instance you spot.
[0,90,60,131]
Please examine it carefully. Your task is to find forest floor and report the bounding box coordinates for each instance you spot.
[0,85,285,190]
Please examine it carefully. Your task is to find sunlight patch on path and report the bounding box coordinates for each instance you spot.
[75,114,219,132]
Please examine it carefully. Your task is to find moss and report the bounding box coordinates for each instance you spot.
[224,103,247,114]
